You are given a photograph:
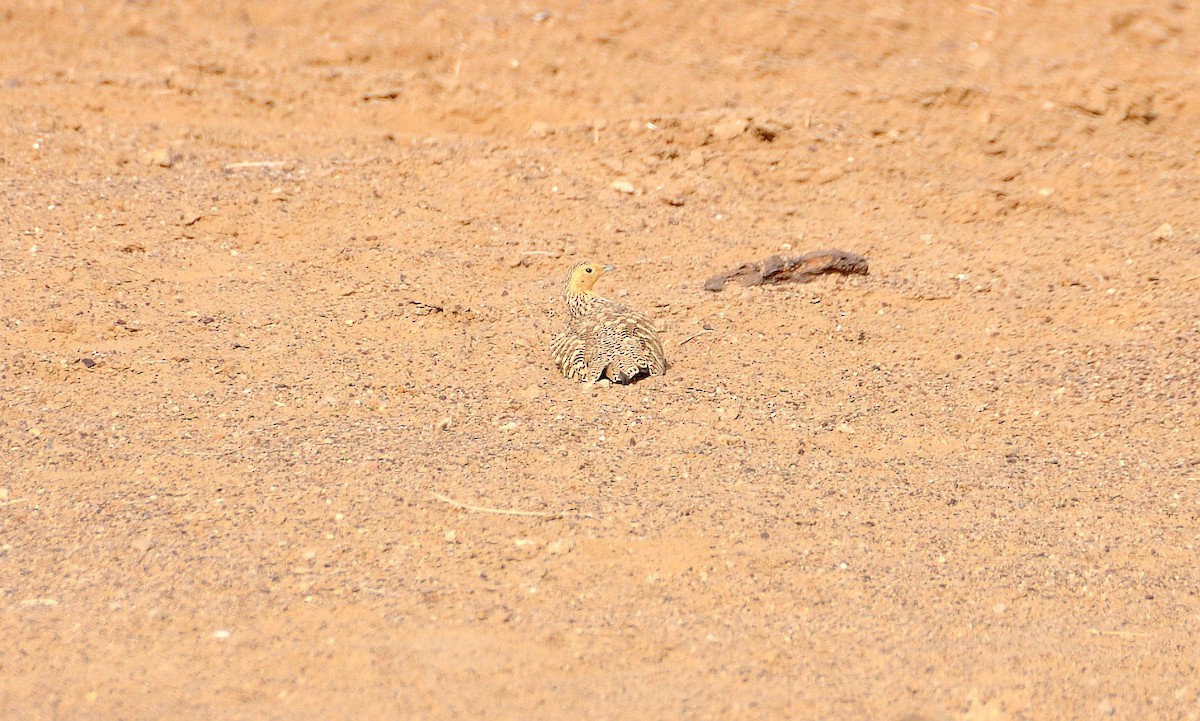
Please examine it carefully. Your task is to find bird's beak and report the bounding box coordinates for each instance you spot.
[603,264,615,272]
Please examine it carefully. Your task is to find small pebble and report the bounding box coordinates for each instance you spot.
[435,417,453,431]
[710,115,748,141]
[610,179,636,194]
[1153,222,1174,240]
[143,147,176,168]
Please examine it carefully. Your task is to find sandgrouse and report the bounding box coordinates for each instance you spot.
[550,260,666,383]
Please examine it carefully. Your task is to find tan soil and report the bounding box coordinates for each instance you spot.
[2,2,1199,719]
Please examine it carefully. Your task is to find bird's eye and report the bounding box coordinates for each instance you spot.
[585,267,593,273]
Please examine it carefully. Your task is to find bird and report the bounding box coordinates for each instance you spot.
[550,260,666,384]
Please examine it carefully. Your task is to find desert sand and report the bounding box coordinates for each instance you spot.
[2,2,1198,719]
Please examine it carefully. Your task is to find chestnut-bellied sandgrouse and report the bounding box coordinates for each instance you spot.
[550,261,666,383]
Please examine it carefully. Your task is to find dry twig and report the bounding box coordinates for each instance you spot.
[223,161,288,171]
[678,328,713,346]
[1087,628,1149,638]
[431,492,589,518]
[704,248,869,291]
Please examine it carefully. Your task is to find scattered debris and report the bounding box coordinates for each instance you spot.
[704,249,869,291]
[405,298,444,314]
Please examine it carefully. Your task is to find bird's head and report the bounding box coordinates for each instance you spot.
[565,260,614,294]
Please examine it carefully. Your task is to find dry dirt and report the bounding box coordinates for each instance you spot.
[2,1,1199,719]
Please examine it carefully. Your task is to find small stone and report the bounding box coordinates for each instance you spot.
[528,121,551,138]
[1152,222,1174,240]
[836,422,855,434]
[610,179,636,194]
[710,115,748,141]
[811,165,845,184]
[79,358,96,368]
[20,598,59,606]
[435,417,453,431]
[1097,699,1115,716]
[751,120,784,141]
[143,147,177,168]
[212,629,231,640]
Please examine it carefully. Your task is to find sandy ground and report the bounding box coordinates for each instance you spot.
[2,1,1199,719]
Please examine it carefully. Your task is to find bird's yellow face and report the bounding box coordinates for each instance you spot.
[565,261,612,294]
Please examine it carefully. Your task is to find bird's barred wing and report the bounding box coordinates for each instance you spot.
[551,325,588,381]
[631,313,667,375]
[589,306,667,377]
